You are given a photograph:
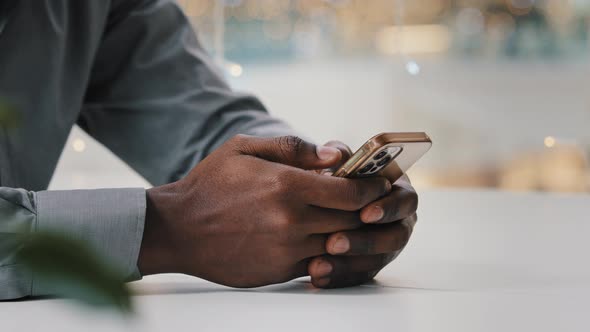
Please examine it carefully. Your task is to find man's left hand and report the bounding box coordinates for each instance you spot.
[307,141,419,288]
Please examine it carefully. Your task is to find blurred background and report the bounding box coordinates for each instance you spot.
[51,0,590,193]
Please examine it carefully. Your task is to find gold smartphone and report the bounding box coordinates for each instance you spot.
[333,132,432,183]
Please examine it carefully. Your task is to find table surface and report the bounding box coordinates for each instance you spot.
[2,189,589,332]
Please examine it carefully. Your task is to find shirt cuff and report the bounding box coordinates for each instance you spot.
[32,188,146,296]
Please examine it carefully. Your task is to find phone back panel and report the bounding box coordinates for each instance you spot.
[333,132,432,183]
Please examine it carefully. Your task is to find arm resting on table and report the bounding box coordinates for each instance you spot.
[0,187,145,300]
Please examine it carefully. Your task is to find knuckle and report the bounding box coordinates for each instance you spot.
[284,213,299,228]
[277,135,303,159]
[271,169,295,193]
[228,134,252,153]
[266,176,283,195]
[275,209,299,231]
[273,214,293,236]
[345,184,366,209]
[230,134,249,144]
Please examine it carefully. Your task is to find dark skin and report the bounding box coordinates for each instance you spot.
[308,141,417,288]
[138,135,418,289]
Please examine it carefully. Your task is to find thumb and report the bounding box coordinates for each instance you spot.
[323,140,353,171]
[232,134,342,170]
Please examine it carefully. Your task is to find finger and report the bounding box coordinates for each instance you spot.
[359,180,418,224]
[301,175,392,211]
[231,134,341,170]
[275,166,391,210]
[325,217,416,255]
[300,206,363,234]
[291,258,313,280]
[308,255,385,288]
[296,234,328,260]
[323,140,353,170]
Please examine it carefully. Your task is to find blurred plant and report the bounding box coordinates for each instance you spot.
[0,100,19,128]
[15,231,133,314]
[1,98,132,315]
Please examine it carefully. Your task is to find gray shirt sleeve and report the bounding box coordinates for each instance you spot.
[1,0,298,300]
[78,0,298,186]
[0,187,145,300]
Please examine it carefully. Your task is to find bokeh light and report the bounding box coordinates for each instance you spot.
[72,139,86,153]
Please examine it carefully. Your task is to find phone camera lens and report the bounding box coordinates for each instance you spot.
[358,162,374,174]
[374,150,387,160]
[376,155,392,167]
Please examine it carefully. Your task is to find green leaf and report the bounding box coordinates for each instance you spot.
[0,100,19,128]
[16,232,133,314]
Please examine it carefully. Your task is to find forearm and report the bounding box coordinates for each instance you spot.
[80,0,302,187]
[0,187,146,300]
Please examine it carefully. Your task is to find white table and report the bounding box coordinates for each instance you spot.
[3,190,590,332]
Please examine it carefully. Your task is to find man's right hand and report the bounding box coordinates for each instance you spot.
[137,135,391,288]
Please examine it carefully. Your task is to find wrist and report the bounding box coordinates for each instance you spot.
[138,185,181,276]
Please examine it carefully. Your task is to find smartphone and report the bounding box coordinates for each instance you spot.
[333,132,432,183]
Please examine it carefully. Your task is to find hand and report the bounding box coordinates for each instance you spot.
[137,135,393,288]
[307,141,419,288]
